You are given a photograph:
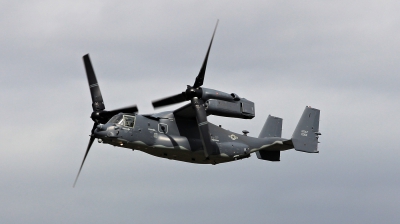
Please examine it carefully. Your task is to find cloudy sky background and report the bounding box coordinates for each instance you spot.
[1,0,400,223]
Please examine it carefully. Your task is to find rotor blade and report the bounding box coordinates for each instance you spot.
[152,92,187,109]
[95,104,139,124]
[73,123,97,187]
[83,54,105,112]
[90,105,139,124]
[193,20,219,88]
[191,98,214,158]
[106,105,139,115]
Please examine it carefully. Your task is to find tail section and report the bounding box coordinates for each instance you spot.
[291,106,321,153]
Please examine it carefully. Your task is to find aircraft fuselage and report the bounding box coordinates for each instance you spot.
[93,112,290,165]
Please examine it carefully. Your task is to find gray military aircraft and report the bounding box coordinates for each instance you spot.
[73,23,321,186]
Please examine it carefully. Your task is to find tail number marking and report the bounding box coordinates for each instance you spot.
[301,130,308,136]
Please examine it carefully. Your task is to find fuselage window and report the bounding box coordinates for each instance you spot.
[158,123,168,133]
[123,115,135,128]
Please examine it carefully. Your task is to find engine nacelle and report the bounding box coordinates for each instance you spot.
[201,88,241,102]
[205,98,255,119]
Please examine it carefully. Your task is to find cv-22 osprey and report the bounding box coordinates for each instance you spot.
[74,22,321,186]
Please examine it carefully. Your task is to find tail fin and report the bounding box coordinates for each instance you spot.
[258,115,283,138]
[291,106,321,153]
[256,115,283,161]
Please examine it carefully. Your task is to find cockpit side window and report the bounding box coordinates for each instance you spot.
[123,115,135,128]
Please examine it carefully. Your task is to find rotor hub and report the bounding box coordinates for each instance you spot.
[185,86,202,99]
[90,111,104,123]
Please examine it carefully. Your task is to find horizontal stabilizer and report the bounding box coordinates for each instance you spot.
[291,106,321,153]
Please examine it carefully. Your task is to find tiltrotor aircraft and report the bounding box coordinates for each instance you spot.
[74,23,321,186]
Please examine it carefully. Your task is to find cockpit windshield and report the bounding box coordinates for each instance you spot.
[107,114,123,124]
[107,114,135,128]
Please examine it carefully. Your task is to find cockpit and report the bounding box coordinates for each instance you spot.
[107,113,136,128]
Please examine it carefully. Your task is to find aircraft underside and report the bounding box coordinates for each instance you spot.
[100,136,249,165]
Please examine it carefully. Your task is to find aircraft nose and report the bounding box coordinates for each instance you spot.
[93,124,119,138]
[96,124,106,131]
[93,129,107,138]
[93,124,110,138]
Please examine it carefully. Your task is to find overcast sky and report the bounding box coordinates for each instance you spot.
[1,0,400,223]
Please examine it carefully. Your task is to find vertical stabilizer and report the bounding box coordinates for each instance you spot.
[291,106,321,153]
[258,115,283,138]
[257,115,283,161]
